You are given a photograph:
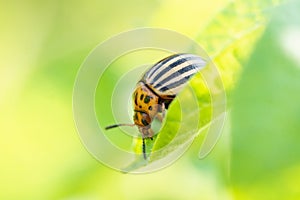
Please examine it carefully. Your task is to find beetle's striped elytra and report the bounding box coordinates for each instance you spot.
[106,53,207,159]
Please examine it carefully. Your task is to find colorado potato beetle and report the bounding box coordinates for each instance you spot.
[105,53,207,159]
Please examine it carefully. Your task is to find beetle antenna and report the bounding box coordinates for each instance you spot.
[142,138,147,160]
[105,123,135,130]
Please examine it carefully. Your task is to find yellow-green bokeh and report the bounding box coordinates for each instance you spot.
[1,0,299,199]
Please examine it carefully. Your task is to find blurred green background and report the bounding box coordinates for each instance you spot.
[1,0,300,199]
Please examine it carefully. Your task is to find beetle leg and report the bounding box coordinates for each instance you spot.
[141,128,154,160]
[148,128,154,138]
[142,137,146,159]
[140,126,154,139]
[155,114,163,123]
[155,102,166,123]
[162,102,166,118]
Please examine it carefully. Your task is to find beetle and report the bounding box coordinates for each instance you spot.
[105,53,206,159]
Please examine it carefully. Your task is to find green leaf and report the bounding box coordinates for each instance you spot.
[149,74,212,161]
[196,0,282,92]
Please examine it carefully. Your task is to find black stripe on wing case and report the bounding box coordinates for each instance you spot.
[147,54,201,83]
[153,64,197,89]
[159,75,193,92]
[149,57,190,84]
[146,54,180,79]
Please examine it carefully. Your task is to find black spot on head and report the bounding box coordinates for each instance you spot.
[142,119,149,126]
[139,105,142,108]
[140,94,144,101]
[144,95,151,104]
[134,113,138,120]
[134,93,138,105]
[148,106,152,110]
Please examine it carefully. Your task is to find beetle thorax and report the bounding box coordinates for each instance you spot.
[133,82,160,128]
